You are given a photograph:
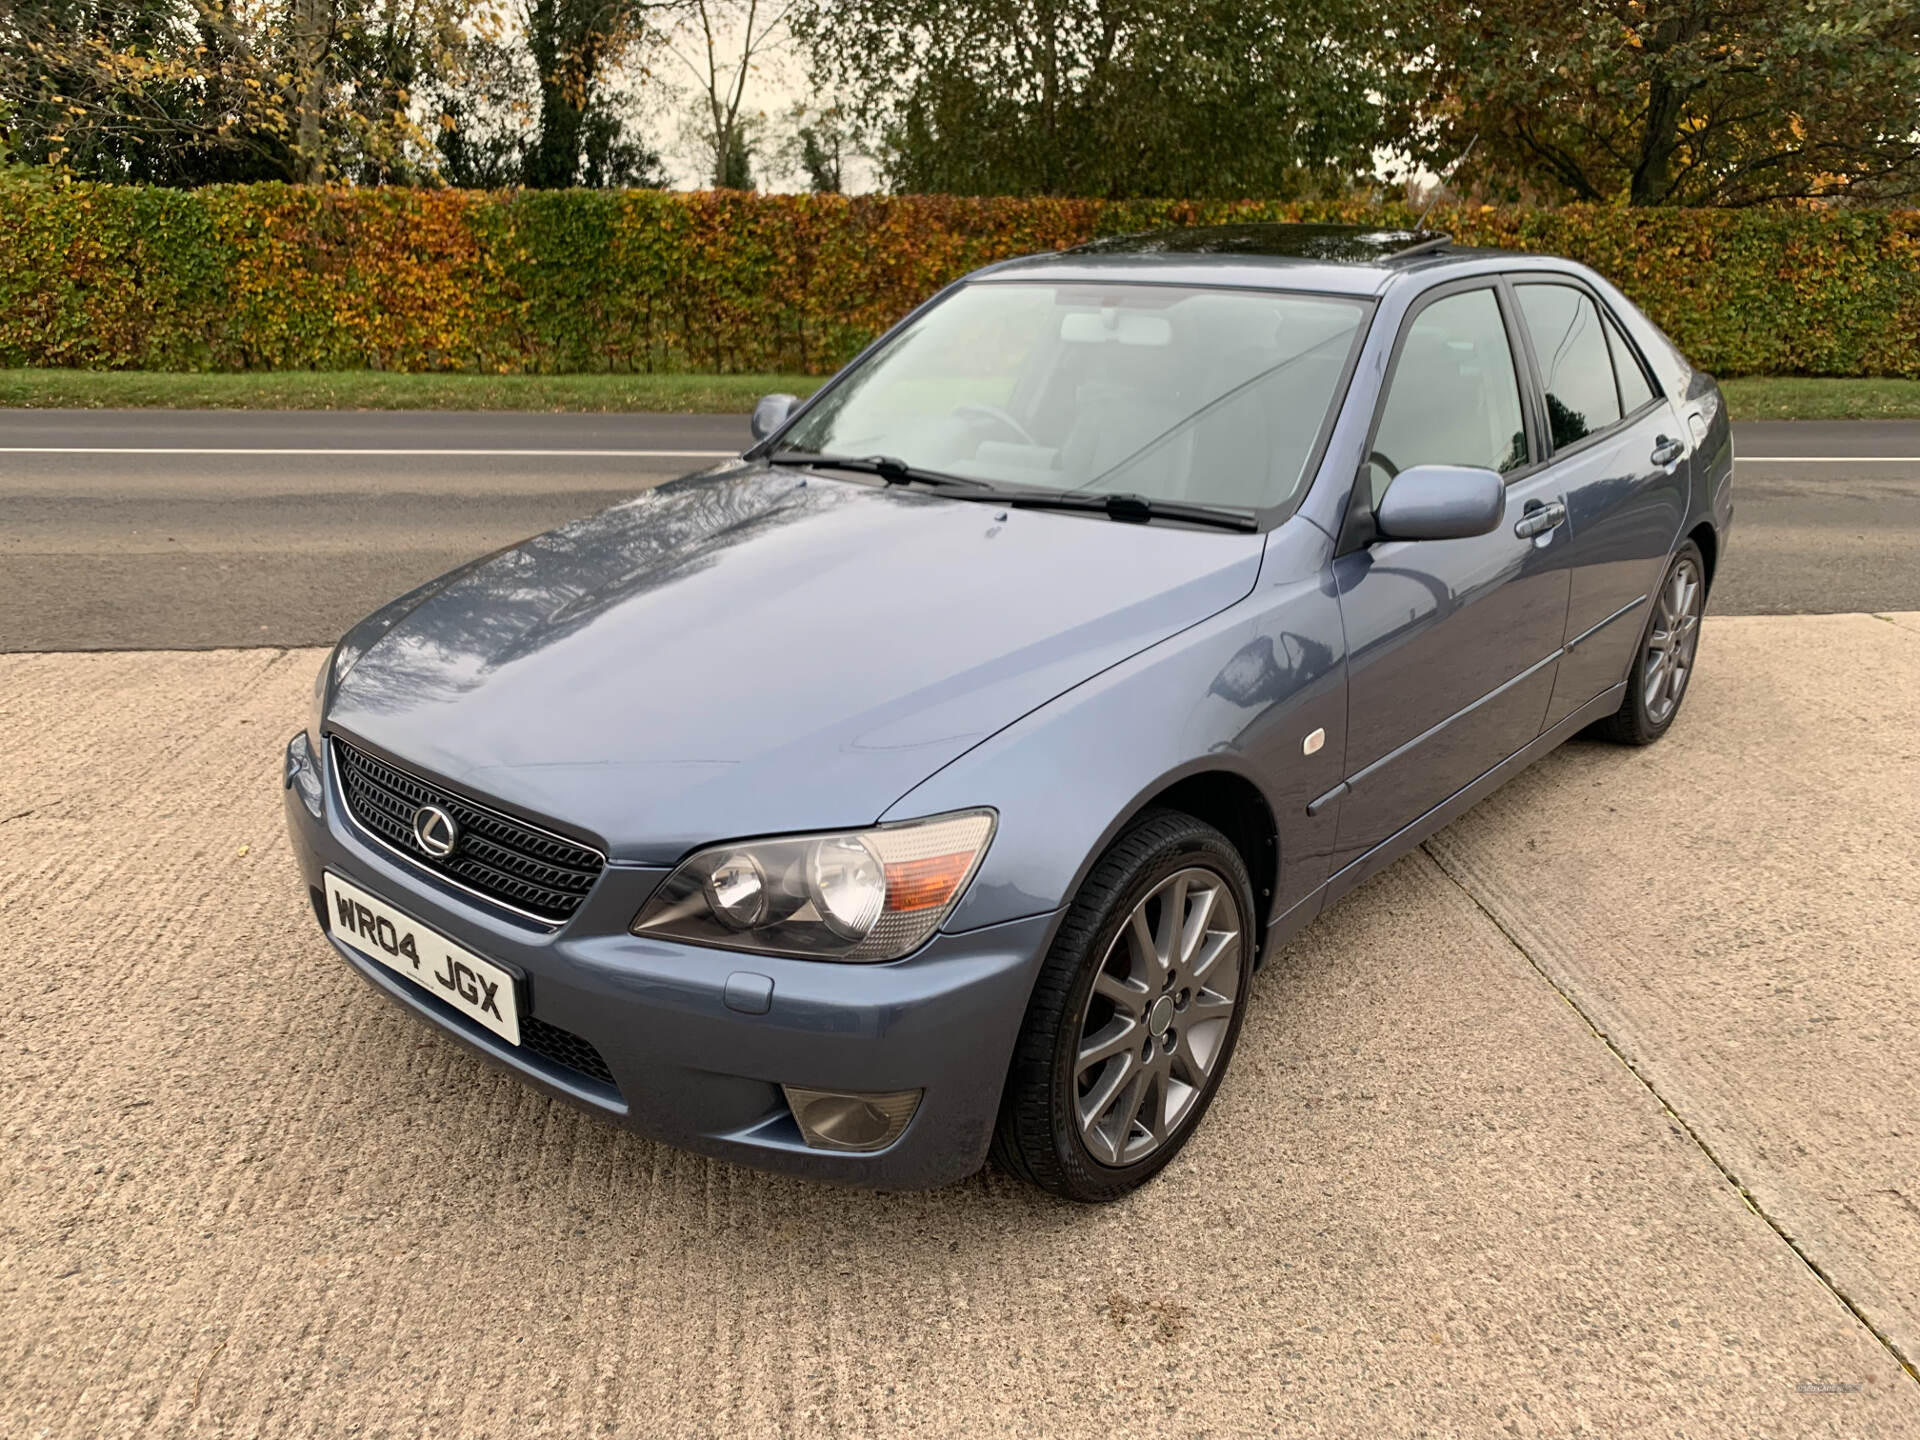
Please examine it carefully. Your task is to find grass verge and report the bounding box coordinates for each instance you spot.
[1717,377,1920,421]
[0,369,825,414]
[2,369,1918,420]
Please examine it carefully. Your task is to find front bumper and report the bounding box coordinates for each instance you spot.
[283,734,1057,1189]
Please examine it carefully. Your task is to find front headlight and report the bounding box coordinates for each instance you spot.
[630,810,996,962]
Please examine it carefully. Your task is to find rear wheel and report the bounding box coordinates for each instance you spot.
[991,810,1255,1202]
[1594,541,1705,746]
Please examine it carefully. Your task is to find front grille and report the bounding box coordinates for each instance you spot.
[520,1016,618,1088]
[332,738,606,924]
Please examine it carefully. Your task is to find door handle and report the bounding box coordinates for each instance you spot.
[1651,435,1686,468]
[1513,500,1566,539]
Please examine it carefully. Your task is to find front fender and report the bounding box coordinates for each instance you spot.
[887,520,1349,942]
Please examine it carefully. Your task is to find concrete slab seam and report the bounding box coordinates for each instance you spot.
[1419,837,1920,1390]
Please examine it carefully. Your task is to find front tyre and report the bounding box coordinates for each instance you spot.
[1594,540,1706,747]
[991,809,1256,1202]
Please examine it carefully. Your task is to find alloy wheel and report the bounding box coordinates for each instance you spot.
[1644,557,1703,725]
[1073,866,1243,1168]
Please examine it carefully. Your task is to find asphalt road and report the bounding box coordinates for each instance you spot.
[3,411,1917,650]
[6,615,1918,1435]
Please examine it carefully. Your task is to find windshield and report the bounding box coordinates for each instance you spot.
[777,280,1369,511]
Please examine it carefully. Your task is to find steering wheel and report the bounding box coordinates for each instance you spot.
[952,403,1038,447]
[1367,449,1402,479]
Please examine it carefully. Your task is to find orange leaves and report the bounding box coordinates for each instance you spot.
[2,184,1918,379]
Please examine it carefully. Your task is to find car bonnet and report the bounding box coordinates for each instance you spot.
[326,466,1265,863]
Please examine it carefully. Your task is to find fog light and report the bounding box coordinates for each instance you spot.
[285,731,324,819]
[782,1085,922,1152]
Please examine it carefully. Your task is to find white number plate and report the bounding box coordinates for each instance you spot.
[324,872,521,1046]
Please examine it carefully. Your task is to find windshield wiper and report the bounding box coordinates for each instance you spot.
[768,452,1255,530]
[992,489,1260,532]
[768,451,991,490]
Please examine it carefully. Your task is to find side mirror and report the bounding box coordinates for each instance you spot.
[1374,464,1504,542]
[750,392,800,442]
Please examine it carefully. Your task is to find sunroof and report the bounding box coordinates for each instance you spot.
[1070,223,1450,264]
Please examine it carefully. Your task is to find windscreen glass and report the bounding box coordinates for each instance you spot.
[777,281,1369,511]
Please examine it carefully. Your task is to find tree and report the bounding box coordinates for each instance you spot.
[795,119,837,192]
[0,0,676,187]
[2,0,290,182]
[1,0,475,184]
[525,0,639,185]
[1406,0,1920,206]
[578,91,667,185]
[791,0,1410,198]
[502,0,671,187]
[431,31,540,187]
[713,118,753,186]
[776,97,855,191]
[669,0,790,189]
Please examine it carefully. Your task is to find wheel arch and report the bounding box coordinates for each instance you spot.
[1106,768,1280,964]
[1688,520,1719,595]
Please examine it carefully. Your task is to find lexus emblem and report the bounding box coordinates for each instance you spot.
[412,804,459,858]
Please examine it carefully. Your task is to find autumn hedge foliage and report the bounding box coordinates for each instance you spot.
[3,181,1918,377]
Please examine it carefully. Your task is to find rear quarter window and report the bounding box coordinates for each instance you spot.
[1597,285,1693,397]
[1605,314,1657,413]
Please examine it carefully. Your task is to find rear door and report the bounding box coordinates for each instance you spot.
[1508,278,1692,726]
[1328,280,1574,868]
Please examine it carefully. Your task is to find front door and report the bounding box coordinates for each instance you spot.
[1329,281,1573,867]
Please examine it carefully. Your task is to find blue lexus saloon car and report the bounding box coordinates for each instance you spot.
[284,224,1733,1201]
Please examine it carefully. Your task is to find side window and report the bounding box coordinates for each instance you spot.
[1516,284,1621,449]
[1368,288,1528,508]
[1604,312,1657,413]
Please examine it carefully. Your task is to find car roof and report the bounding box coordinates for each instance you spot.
[976,222,1522,298]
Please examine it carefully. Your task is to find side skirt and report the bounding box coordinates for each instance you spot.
[1261,681,1629,961]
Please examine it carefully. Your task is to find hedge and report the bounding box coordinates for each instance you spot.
[3,182,1917,377]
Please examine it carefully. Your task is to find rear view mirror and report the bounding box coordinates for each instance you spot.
[1374,464,1504,542]
[1059,310,1173,347]
[750,392,800,441]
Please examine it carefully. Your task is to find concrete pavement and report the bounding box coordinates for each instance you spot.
[4,412,1920,648]
[1427,611,1920,1374]
[3,615,1917,1436]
